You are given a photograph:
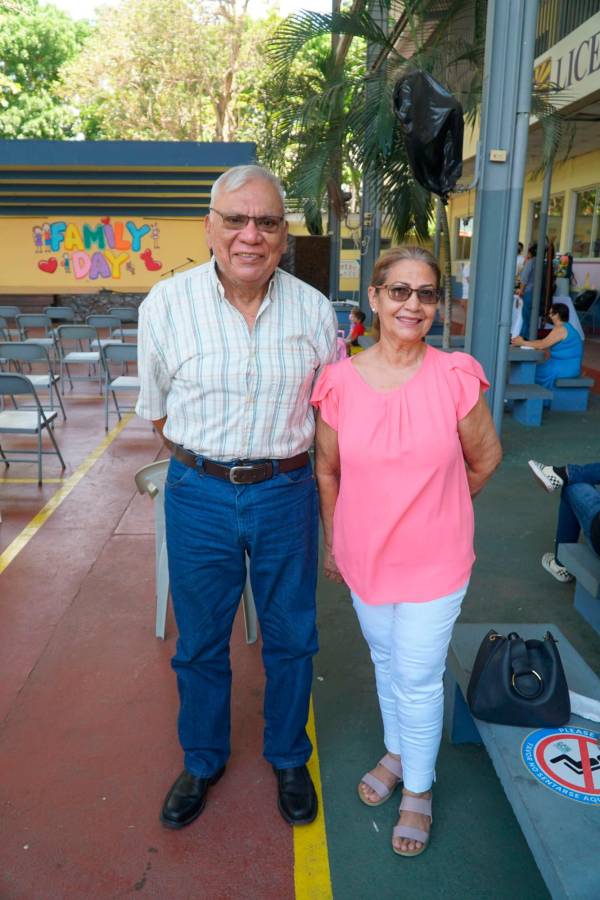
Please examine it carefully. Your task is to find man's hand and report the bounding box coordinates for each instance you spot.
[323,547,344,583]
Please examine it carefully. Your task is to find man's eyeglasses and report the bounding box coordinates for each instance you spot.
[375,284,440,305]
[209,208,285,233]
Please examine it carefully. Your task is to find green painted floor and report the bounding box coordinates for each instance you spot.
[314,394,600,900]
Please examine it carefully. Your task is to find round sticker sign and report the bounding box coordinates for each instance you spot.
[521,726,600,805]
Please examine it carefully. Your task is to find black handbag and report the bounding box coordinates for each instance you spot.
[466,629,571,727]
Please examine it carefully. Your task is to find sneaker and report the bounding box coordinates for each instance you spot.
[528,460,564,493]
[541,552,574,583]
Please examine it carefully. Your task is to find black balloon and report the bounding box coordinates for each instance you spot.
[393,70,464,202]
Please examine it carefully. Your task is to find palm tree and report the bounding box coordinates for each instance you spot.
[264,0,571,347]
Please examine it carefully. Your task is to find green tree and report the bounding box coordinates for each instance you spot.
[0,0,89,138]
[265,0,570,342]
[59,0,280,145]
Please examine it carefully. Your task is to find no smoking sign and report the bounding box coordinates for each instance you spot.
[522,727,600,805]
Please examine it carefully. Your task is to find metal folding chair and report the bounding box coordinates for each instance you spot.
[86,314,124,349]
[16,313,59,361]
[0,342,66,421]
[55,324,102,392]
[134,459,257,643]
[0,305,21,340]
[44,306,76,339]
[101,342,139,430]
[108,306,138,340]
[0,372,66,485]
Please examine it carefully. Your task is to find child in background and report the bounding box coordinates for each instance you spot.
[346,308,366,353]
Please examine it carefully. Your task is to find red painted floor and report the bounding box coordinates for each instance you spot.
[0,391,295,899]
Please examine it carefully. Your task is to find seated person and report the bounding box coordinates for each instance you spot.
[346,308,366,352]
[528,460,600,583]
[511,302,583,390]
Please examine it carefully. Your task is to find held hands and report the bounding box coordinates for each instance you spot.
[323,546,345,584]
[511,336,524,346]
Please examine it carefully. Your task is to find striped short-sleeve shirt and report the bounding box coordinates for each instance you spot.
[135,259,338,460]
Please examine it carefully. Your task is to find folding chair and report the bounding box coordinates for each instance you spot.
[108,306,138,340]
[55,324,102,392]
[0,316,10,343]
[101,342,139,430]
[0,342,66,421]
[44,306,76,338]
[0,305,21,340]
[86,314,124,349]
[0,372,66,485]
[134,459,257,643]
[16,313,59,361]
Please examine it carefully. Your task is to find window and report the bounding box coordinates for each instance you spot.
[531,195,564,247]
[455,216,473,260]
[572,187,600,258]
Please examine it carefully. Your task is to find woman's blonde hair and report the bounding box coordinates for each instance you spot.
[369,246,441,341]
[370,245,441,288]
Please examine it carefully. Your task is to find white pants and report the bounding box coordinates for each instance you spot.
[351,583,467,793]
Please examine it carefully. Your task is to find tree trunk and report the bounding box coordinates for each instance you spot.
[439,202,452,351]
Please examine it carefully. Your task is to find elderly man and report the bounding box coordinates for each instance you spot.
[136,164,337,828]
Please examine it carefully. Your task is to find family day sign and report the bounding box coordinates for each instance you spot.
[33,217,162,281]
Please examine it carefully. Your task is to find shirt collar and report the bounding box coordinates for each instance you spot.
[208,255,279,305]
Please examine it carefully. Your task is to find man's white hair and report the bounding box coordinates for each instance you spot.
[210,165,286,210]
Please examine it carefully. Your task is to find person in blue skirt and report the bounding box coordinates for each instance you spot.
[511,302,583,389]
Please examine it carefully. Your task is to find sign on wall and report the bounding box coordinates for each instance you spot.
[534,11,600,111]
[2,215,209,293]
[32,217,162,282]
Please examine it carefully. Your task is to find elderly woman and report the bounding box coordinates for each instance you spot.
[311,246,501,857]
[511,302,583,390]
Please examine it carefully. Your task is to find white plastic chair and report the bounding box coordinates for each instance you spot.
[134,459,258,643]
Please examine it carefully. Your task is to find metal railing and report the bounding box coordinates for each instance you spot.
[536,0,600,56]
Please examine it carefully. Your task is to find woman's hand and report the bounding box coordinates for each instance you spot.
[323,546,345,583]
[511,335,524,346]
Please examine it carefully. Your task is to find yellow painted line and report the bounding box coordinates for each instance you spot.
[0,478,65,484]
[294,696,333,900]
[0,414,133,576]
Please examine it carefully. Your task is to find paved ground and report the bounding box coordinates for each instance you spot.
[1,363,599,899]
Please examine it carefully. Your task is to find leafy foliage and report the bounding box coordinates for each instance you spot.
[58,0,279,144]
[263,1,489,242]
[0,0,89,138]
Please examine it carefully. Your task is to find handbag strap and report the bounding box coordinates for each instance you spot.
[508,633,544,699]
[508,633,531,676]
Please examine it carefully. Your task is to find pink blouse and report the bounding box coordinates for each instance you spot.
[311,346,489,604]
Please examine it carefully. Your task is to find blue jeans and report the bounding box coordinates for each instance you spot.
[555,463,600,565]
[520,288,532,338]
[164,456,319,777]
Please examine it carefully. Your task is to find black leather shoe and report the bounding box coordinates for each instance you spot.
[273,764,318,825]
[160,766,226,829]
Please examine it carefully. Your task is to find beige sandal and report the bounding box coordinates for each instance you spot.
[358,754,403,807]
[392,793,432,857]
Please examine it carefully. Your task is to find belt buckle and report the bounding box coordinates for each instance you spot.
[229,464,258,484]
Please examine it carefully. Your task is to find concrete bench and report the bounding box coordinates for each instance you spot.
[558,542,600,634]
[504,383,552,426]
[425,334,465,348]
[551,377,595,413]
[444,622,600,900]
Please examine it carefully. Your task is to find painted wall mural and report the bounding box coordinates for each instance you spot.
[32,217,162,280]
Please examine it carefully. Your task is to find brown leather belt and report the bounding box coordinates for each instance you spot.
[164,439,310,485]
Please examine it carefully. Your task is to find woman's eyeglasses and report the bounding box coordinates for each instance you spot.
[375,284,440,305]
[210,208,285,233]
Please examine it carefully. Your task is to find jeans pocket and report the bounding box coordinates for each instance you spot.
[166,457,198,490]
[278,462,315,485]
